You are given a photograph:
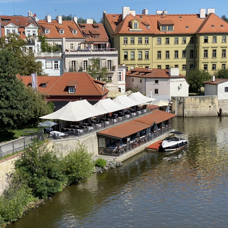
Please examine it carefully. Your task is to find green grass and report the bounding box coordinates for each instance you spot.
[0,128,38,143]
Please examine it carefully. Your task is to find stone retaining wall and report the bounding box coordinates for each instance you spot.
[218,100,228,116]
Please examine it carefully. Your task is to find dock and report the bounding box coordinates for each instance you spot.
[145,140,163,151]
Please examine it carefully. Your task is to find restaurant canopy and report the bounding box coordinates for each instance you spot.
[113,95,142,108]
[40,100,106,122]
[93,98,126,113]
[128,92,155,104]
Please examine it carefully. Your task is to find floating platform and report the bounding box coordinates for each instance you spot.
[145,140,163,151]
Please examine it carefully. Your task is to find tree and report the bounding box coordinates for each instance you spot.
[215,68,228,78]
[87,58,108,81]
[0,49,51,129]
[0,33,43,75]
[186,69,211,93]
[62,14,73,21]
[39,35,61,53]
[77,17,97,24]
[221,15,228,22]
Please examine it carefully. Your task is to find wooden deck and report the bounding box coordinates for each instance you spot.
[145,140,163,151]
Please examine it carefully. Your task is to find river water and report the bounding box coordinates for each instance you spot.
[9,117,228,228]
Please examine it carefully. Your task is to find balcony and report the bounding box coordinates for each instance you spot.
[34,52,62,58]
[64,48,118,56]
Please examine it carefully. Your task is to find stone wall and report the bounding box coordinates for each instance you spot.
[218,100,228,116]
[171,96,218,117]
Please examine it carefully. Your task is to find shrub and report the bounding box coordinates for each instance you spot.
[95,158,107,168]
[62,144,94,185]
[14,143,66,198]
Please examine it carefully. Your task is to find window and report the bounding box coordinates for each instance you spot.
[124,51,128,60]
[212,36,217,43]
[145,51,149,60]
[133,23,138,29]
[131,51,135,60]
[72,30,77,35]
[132,78,134,82]
[168,25,173,31]
[157,51,161,59]
[107,60,112,70]
[155,80,159,84]
[174,50,178,58]
[161,26,166,31]
[204,36,208,43]
[138,51,142,60]
[157,38,161,44]
[212,49,216,58]
[174,37,179,44]
[83,60,88,70]
[154,89,159,94]
[45,61,52,69]
[118,72,122,81]
[182,50,186,58]
[108,76,112,81]
[222,64,226,69]
[131,37,135,44]
[204,64,208,70]
[27,30,30,36]
[6,29,10,34]
[138,37,142,44]
[70,43,74,50]
[175,65,178,68]
[190,64,194,69]
[190,37,194,44]
[212,64,216,70]
[222,35,226,43]
[222,49,226,58]
[182,64,186,71]
[60,29,64,34]
[45,29,49,34]
[165,51,169,59]
[96,77,101,81]
[12,29,15,33]
[204,50,208,58]
[225,87,228,92]
[166,65,169,70]
[182,37,186,44]
[157,65,161,69]
[140,79,142,83]
[165,38,169,44]
[190,50,194,58]
[68,87,75,93]
[54,61,58,69]
[71,61,77,71]
[124,37,128,44]
[145,37,149,44]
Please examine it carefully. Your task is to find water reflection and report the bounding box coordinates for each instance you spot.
[10,117,228,228]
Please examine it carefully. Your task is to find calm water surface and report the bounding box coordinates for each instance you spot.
[10,117,228,228]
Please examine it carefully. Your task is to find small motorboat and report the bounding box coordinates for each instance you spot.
[160,131,188,152]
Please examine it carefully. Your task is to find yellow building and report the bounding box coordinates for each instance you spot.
[103,7,228,75]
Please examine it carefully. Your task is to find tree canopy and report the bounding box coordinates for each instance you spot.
[215,68,228,78]
[221,15,228,22]
[39,35,61,53]
[186,69,211,93]
[87,58,108,81]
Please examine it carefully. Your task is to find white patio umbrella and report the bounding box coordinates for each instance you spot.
[154,100,169,107]
[38,120,58,128]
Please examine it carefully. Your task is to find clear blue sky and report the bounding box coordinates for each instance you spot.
[0,0,227,22]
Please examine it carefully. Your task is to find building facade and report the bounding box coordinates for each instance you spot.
[103,7,228,75]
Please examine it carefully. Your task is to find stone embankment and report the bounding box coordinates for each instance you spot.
[95,160,123,173]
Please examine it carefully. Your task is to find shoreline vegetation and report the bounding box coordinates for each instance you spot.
[0,142,122,227]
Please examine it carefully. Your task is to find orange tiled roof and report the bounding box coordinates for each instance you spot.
[38,19,84,39]
[126,68,186,78]
[18,72,108,97]
[105,12,226,35]
[78,23,109,43]
[203,78,228,85]
[98,110,175,139]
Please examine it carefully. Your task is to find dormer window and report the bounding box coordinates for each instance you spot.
[72,29,77,34]
[161,26,166,31]
[60,29,64,34]
[39,82,47,88]
[145,25,150,29]
[168,25,173,31]
[45,29,50,34]
[133,23,138,29]
[68,87,75,93]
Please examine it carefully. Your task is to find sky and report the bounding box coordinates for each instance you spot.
[0,0,227,22]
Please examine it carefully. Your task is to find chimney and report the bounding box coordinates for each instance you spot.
[142,8,148,15]
[73,16,77,24]
[200,9,206,19]
[86,19,93,24]
[122,7,130,20]
[28,11,33,17]
[212,76,215,82]
[169,68,179,77]
[46,14,51,23]
[56,15,62,24]
[207,8,215,15]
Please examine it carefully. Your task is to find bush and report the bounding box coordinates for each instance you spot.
[62,144,94,185]
[14,143,66,198]
[95,158,107,168]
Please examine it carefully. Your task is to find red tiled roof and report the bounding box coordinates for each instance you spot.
[38,19,84,39]
[126,68,186,79]
[18,72,108,97]
[98,110,175,139]
[203,78,228,85]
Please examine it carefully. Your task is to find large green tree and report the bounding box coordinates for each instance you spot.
[0,34,43,75]
[186,69,211,93]
[215,68,228,78]
[39,35,61,53]
[87,58,108,81]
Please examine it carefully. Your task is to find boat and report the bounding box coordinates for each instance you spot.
[160,131,188,152]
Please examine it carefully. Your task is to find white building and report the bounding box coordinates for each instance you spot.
[126,68,189,102]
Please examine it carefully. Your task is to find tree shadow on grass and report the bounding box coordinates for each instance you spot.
[0,130,16,143]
